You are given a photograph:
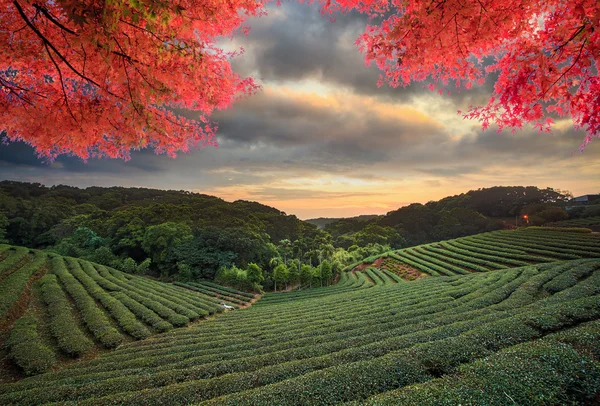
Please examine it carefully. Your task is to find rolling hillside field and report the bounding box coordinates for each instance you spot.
[0,247,253,378]
[360,228,600,278]
[0,227,599,404]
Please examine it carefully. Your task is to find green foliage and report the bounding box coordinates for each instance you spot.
[0,250,46,318]
[136,258,151,274]
[246,263,264,284]
[176,263,193,282]
[0,181,326,284]
[142,222,193,277]
[215,265,255,292]
[287,261,299,286]
[6,316,55,376]
[300,264,313,287]
[39,274,94,356]
[1,259,600,404]
[0,213,8,243]
[320,260,333,286]
[273,263,288,291]
[121,257,137,274]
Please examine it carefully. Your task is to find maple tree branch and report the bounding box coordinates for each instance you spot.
[0,77,35,106]
[475,0,499,27]
[119,18,166,43]
[112,51,149,66]
[540,39,587,101]
[13,1,122,100]
[551,25,586,58]
[44,42,78,123]
[454,14,465,58]
[32,3,78,35]
[433,12,457,38]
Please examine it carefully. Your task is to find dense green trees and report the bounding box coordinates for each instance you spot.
[272,264,288,292]
[0,182,585,293]
[0,181,326,285]
[324,186,573,248]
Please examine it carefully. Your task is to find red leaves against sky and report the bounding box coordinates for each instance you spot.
[1,0,599,160]
[321,0,600,150]
[1,0,265,160]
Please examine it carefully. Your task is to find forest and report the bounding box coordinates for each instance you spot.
[0,181,595,292]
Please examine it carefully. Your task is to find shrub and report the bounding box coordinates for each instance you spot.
[39,274,94,356]
[6,316,56,375]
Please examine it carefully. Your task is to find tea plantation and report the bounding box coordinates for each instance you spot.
[0,246,252,377]
[0,228,599,404]
[364,228,600,277]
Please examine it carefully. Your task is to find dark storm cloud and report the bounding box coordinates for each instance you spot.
[456,124,593,162]
[232,1,499,107]
[232,1,422,100]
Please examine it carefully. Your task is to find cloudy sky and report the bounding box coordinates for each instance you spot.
[1,1,599,219]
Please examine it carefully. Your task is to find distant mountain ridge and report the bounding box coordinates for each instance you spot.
[305,215,381,229]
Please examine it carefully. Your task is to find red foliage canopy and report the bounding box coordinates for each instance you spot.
[2,0,599,159]
[321,0,600,150]
[1,0,265,159]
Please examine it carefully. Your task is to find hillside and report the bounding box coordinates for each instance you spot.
[0,181,325,281]
[0,246,255,379]
[357,228,600,278]
[325,186,572,249]
[305,215,380,230]
[0,256,599,404]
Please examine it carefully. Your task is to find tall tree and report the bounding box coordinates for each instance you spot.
[320,260,332,287]
[273,263,288,292]
[322,0,600,149]
[1,0,265,159]
[246,262,264,285]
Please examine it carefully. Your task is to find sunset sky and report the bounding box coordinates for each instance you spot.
[1,1,599,219]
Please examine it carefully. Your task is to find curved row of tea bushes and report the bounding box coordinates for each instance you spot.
[0,245,250,377]
[52,257,123,348]
[425,244,504,270]
[172,282,245,307]
[354,329,600,405]
[0,250,46,318]
[94,266,190,327]
[39,273,94,356]
[2,261,599,405]
[0,247,30,278]
[6,316,56,376]
[370,229,600,278]
[188,282,253,303]
[66,259,151,340]
[196,281,255,299]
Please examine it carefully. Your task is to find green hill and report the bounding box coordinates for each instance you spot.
[0,258,598,404]
[0,246,254,378]
[360,228,600,278]
[1,228,600,403]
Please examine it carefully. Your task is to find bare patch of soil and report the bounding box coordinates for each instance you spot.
[380,257,426,281]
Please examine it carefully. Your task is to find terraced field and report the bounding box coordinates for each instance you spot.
[0,246,245,378]
[1,259,599,405]
[174,281,255,308]
[549,216,600,230]
[368,228,600,278]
